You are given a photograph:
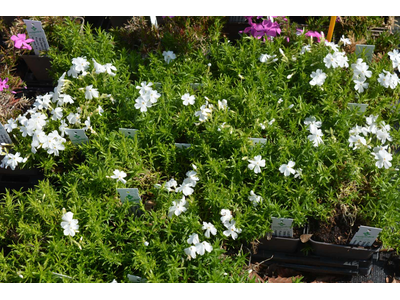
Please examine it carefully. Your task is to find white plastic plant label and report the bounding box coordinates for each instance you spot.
[0,123,13,145]
[64,129,89,145]
[175,143,191,149]
[119,128,138,139]
[249,138,267,145]
[127,274,147,283]
[117,188,141,204]
[23,19,50,55]
[349,225,382,247]
[190,83,204,90]
[271,217,294,237]
[348,103,368,113]
[355,45,375,62]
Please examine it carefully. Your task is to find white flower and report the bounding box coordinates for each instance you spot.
[351,59,372,81]
[184,246,197,259]
[165,178,178,192]
[348,135,367,150]
[325,41,339,52]
[294,168,302,179]
[134,96,152,112]
[162,51,176,63]
[85,85,99,100]
[279,161,296,177]
[354,79,369,93]
[59,120,68,137]
[223,221,241,240]
[304,116,322,132]
[247,155,266,174]
[340,35,351,46]
[277,98,283,104]
[194,103,212,122]
[309,69,327,86]
[168,196,187,218]
[104,63,117,76]
[220,209,232,224]
[109,169,127,184]
[0,152,28,170]
[366,115,379,134]
[288,104,294,109]
[67,112,80,125]
[388,49,400,70]
[195,241,213,256]
[376,127,392,144]
[92,58,106,74]
[202,222,217,238]
[307,126,324,147]
[300,45,311,55]
[218,99,228,110]
[187,233,200,245]
[136,82,153,95]
[68,57,89,77]
[372,149,392,169]
[97,105,104,116]
[61,211,79,237]
[323,53,337,68]
[259,53,278,63]
[181,93,195,106]
[144,241,149,246]
[350,125,369,137]
[185,170,199,186]
[248,190,262,207]
[51,107,63,121]
[268,118,275,125]
[4,118,17,132]
[176,178,195,196]
[373,145,388,154]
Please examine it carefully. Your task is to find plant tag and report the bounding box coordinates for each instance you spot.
[127,274,147,283]
[0,123,13,145]
[23,19,50,55]
[349,225,382,247]
[271,217,294,237]
[175,143,191,149]
[348,103,368,113]
[355,45,375,62]
[249,138,267,145]
[190,83,204,90]
[117,188,141,204]
[119,128,138,139]
[64,129,89,144]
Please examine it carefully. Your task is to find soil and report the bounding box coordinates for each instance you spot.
[308,205,381,248]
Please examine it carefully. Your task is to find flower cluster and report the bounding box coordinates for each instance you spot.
[305,116,324,147]
[92,59,117,76]
[0,152,28,170]
[388,49,400,71]
[351,58,372,93]
[220,209,242,240]
[194,99,213,123]
[377,70,399,89]
[184,233,213,259]
[240,17,281,41]
[309,69,327,86]
[348,115,393,169]
[168,196,188,218]
[134,82,161,112]
[67,56,90,78]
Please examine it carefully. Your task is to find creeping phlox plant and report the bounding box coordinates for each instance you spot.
[1,18,400,283]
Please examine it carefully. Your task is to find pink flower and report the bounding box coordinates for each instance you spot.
[0,78,9,92]
[10,34,34,50]
[305,31,323,42]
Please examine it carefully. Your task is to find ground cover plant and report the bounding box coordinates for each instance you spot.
[1,16,400,282]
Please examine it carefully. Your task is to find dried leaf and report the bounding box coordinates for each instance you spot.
[300,234,313,243]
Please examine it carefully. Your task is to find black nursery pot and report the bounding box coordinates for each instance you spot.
[310,238,381,260]
[257,236,301,253]
[21,55,52,81]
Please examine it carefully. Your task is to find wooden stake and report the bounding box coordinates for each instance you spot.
[327,16,337,42]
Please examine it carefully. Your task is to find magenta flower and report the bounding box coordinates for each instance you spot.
[305,31,323,42]
[10,34,34,50]
[0,78,9,92]
[240,18,281,40]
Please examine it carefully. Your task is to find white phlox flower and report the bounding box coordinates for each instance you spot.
[109,169,127,184]
[247,155,265,174]
[182,93,195,106]
[168,196,187,218]
[279,161,296,177]
[309,69,327,86]
[307,126,324,147]
[348,134,368,150]
[248,190,263,207]
[372,149,392,169]
[162,51,176,63]
[259,53,278,63]
[0,152,28,170]
[202,222,217,238]
[85,85,99,100]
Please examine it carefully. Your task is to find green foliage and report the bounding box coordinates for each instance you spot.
[1,17,400,282]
